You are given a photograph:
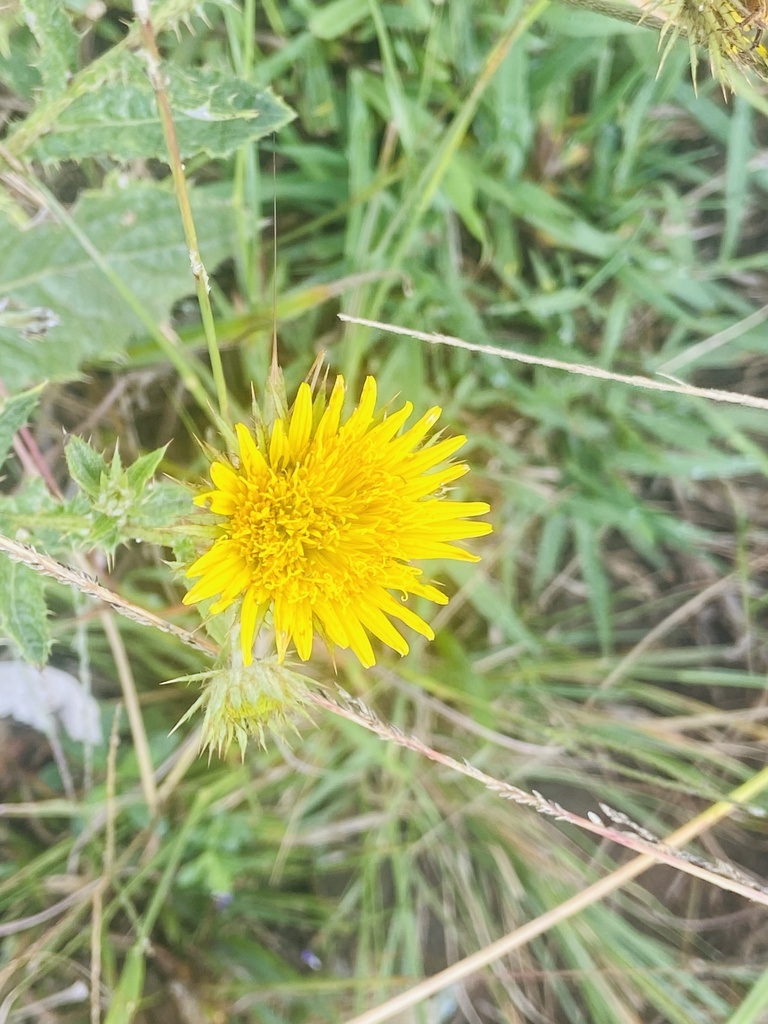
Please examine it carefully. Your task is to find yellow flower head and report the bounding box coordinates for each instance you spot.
[184,374,492,668]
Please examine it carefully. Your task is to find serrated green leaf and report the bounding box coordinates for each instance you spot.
[65,435,107,499]
[126,446,168,494]
[107,444,123,486]
[90,513,120,553]
[0,555,50,666]
[28,54,295,162]
[0,476,58,525]
[0,5,22,60]
[136,480,190,521]
[0,180,236,390]
[128,480,192,545]
[171,531,197,567]
[0,385,42,470]
[21,0,79,97]
[0,21,42,99]
[0,479,90,560]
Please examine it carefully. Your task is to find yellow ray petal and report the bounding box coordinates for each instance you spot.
[240,587,262,666]
[209,590,240,614]
[400,463,470,500]
[315,376,346,444]
[343,609,376,667]
[365,401,414,445]
[236,422,267,477]
[402,435,467,476]
[291,602,314,661]
[423,520,494,542]
[186,539,238,578]
[210,461,243,493]
[269,418,288,468]
[275,630,289,662]
[374,590,435,638]
[344,376,377,438]
[399,540,482,561]
[207,492,238,515]
[417,500,491,521]
[405,580,448,604]
[193,489,216,507]
[210,568,253,611]
[358,601,409,657]
[190,555,248,591]
[184,563,241,604]
[288,382,313,457]
[314,599,350,648]
[273,596,293,662]
[384,406,442,460]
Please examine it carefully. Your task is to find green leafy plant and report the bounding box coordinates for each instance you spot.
[1,2,768,1023]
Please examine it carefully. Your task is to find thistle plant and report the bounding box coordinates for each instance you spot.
[4,4,768,1023]
[181,365,492,754]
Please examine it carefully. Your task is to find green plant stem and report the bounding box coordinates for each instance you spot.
[133,0,230,424]
[227,0,261,305]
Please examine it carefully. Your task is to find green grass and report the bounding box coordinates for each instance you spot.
[1,1,768,1022]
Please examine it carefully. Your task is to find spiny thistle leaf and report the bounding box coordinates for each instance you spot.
[0,555,50,666]
[0,180,236,390]
[0,385,42,471]
[19,0,79,97]
[28,53,295,163]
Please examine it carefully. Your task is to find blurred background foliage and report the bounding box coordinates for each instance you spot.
[1,0,768,1021]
